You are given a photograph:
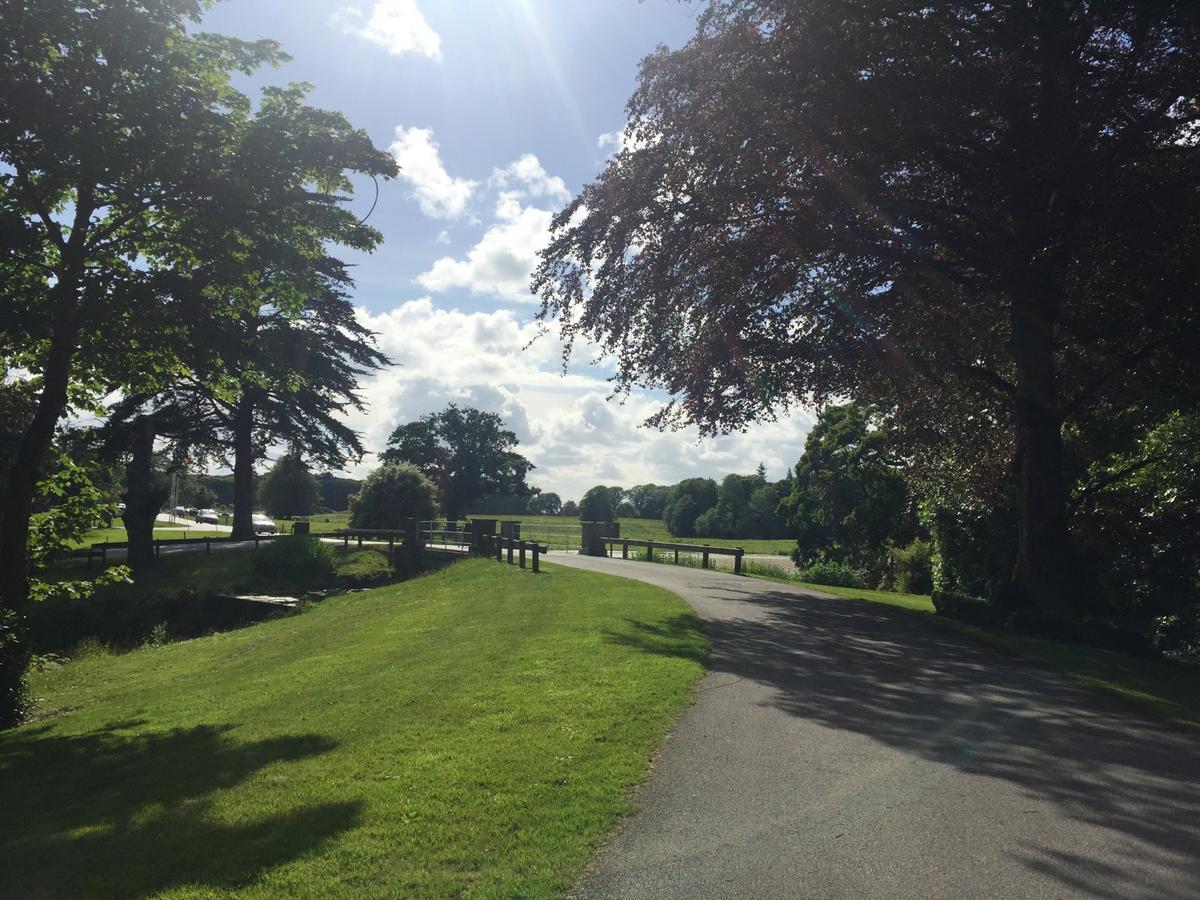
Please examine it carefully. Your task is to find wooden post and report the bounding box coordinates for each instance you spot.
[519,541,526,569]
[646,542,654,563]
[532,544,540,573]
[621,542,628,560]
[507,539,514,565]
[343,531,349,548]
[388,535,395,562]
[101,542,108,565]
[674,548,680,565]
[496,536,503,562]
[734,548,744,575]
[357,533,363,548]
[702,548,710,569]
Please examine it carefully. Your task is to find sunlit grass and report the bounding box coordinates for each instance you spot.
[5,559,706,897]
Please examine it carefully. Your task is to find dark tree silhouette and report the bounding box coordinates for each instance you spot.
[536,0,1200,616]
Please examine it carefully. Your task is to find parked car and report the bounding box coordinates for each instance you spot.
[196,508,220,525]
[172,505,189,518]
[252,514,278,534]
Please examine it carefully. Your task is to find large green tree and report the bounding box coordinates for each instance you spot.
[0,0,287,725]
[780,404,916,578]
[349,462,439,530]
[382,405,534,520]
[258,452,320,519]
[535,0,1200,616]
[0,0,284,608]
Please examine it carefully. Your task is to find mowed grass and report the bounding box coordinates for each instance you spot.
[479,514,796,555]
[3,559,707,898]
[68,523,194,548]
[739,560,1200,732]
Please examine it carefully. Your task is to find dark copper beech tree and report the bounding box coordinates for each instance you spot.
[534,0,1200,616]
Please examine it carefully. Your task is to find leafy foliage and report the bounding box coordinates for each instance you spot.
[525,491,562,516]
[250,536,336,592]
[258,453,320,519]
[349,463,439,530]
[662,478,717,537]
[383,405,532,520]
[794,560,866,590]
[534,0,1200,614]
[780,405,916,579]
[578,485,621,522]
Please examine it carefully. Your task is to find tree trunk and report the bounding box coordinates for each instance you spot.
[0,331,77,610]
[1009,298,1070,616]
[121,417,166,575]
[231,392,256,540]
[0,304,79,728]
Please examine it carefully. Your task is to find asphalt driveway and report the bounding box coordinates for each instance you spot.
[548,554,1200,899]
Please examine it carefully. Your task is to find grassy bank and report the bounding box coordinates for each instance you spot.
[4,560,706,897]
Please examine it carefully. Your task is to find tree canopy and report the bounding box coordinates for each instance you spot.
[382,405,533,520]
[780,404,916,577]
[350,462,439,531]
[535,0,1200,615]
[259,453,320,519]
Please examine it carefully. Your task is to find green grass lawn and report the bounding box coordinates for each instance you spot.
[738,562,1200,732]
[4,559,706,898]
[68,524,197,548]
[476,513,796,555]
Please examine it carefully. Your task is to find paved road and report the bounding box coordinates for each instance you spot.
[547,554,1200,899]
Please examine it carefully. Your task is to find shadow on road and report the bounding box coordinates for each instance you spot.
[611,582,1200,896]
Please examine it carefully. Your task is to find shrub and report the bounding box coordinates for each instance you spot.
[795,559,866,588]
[251,536,336,591]
[891,539,933,594]
[350,462,438,529]
[931,590,1007,626]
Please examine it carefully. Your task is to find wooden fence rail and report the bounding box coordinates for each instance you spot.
[482,533,546,573]
[601,537,745,574]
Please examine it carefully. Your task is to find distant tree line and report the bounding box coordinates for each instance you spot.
[573,467,791,541]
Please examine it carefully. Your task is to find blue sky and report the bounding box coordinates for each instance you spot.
[199,0,815,499]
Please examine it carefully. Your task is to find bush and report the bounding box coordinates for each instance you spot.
[350,462,438,529]
[795,559,866,588]
[931,590,1007,626]
[251,536,336,591]
[891,539,933,594]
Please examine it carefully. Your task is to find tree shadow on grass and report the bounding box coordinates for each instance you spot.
[605,613,711,666]
[0,719,360,898]
[609,579,1200,896]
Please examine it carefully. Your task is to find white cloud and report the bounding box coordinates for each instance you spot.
[413,153,575,301]
[597,121,656,157]
[389,126,477,219]
[332,0,442,60]
[416,193,553,301]
[344,298,816,499]
[490,153,571,204]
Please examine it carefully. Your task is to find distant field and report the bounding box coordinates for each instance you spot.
[80,510,795,555]
[476,514,795,555]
